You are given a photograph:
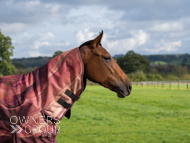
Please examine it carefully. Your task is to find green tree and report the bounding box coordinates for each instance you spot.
[13,62,26,69]
[181,54,190,67]
[117,50,150,73]
[52,50,63,58]
[0,29,16,75]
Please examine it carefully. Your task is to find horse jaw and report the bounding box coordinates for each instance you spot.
[100,80,131,98]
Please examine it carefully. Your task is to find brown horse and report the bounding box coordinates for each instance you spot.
[0,31,131,143]
[79,31,132,97]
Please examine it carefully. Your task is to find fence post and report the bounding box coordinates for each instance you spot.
[187,83,188,90]
[170,82,171,89]
[178,82,179,90]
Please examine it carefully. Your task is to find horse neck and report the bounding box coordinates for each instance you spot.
[79,46,92,67]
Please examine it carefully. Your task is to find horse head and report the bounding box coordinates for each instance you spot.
[79,31,132,98]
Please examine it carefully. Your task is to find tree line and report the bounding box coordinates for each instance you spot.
[116,51,190,81]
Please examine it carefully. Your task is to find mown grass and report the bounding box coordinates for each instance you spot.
[153,61,168,65]
[56,85,190,143]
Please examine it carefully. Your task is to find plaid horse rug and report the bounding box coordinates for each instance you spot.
[0,47,85,143]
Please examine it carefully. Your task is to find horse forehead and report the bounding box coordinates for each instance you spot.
[99,46,110,55]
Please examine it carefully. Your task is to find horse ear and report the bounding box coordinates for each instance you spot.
[91,30,103,48]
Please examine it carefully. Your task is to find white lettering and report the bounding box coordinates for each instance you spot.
[25,125,31,134]
[18,116,30,124]
[10,116,18,124]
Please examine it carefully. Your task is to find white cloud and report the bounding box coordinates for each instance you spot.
[76,29,95,43]
[144,40,181,53]
[12,40,16,43]
[66,6,124,31]
[150,22,183,32]
[51,4,61,13]
[54,42,70,47]
[28,50,52,57]
[23,32,33,38]
[33,41,50,49]
[12,31,71,58]
[44,3,61,13]
[0,23,28,34]
[160,40,181,52]
[103,30,149,55]
[39,32,55,40]
[75,29,148,55]
[133,30,148,45]
[28,51,42,57]
[25,1,40,8]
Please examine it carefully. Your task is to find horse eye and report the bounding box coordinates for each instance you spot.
[104,56,111,61]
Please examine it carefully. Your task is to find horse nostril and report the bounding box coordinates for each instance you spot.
[128,84,132,93]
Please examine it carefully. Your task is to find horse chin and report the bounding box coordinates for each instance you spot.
[100,82,127,98]
[117,92,126,98]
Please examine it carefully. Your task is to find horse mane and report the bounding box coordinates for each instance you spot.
[79,40,101,49]
[79,40,93,49]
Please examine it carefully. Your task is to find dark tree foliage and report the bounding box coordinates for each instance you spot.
[153,64,188,76]
[0,29,16,75]
[117,50,150,73]
[13,62,26,69]
[12,57,51,68]
[144,53,190,66]
[181,54,190,67]
[144,54,179,62]
[12,50,64,68]
[52,50,63,58]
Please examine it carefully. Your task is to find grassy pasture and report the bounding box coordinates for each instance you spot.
[56,85,190,143]
[153,61,168,65]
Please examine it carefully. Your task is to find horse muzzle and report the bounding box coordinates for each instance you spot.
[117,84,132,98]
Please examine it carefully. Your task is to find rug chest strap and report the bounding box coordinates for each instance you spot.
[57,98,72,109]
[57,90,79,109]
[65,89,79,101]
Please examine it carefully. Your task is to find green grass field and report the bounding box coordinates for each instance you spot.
[153,61,168,65]
[56,85,190,143]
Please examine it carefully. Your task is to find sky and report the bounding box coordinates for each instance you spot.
[0,0,190,58]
